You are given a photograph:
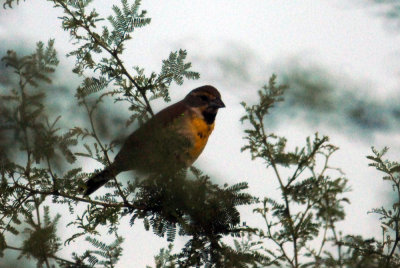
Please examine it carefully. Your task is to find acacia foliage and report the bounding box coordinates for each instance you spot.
[0,1,254,267]
[148,77,400,268]
[1,1,400,268]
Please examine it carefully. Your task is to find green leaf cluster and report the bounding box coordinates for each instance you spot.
[0,1,252,267]
[2,1,400,268]
[241,76,351,267]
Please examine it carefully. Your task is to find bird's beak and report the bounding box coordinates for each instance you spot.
[210,98,225,109]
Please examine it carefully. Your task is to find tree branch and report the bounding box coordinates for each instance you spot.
[55,0,154,116]
[13,182,144,210]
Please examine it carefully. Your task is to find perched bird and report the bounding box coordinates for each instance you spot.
[83,85,225,195]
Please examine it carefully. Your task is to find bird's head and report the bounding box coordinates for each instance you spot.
[184,85,225,124]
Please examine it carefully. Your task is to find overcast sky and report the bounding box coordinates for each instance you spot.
[1,0,400,267]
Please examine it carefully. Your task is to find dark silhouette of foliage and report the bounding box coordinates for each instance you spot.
[240,75,350,267]
[1,1,255,267]
[2,1,400,267]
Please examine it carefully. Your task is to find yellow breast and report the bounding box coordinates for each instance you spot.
[188,117,214,160]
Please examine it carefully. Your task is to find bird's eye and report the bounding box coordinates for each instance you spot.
[200,95,208,101]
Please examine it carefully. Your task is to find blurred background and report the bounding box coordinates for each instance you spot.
[1,0,400,267]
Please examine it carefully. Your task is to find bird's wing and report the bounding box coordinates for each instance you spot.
[112,100,189,171]
[130,99,188,137]
[147,100,188,128]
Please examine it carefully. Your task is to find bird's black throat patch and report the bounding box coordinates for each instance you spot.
[202,111,217,124]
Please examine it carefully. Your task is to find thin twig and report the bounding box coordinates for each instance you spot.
[56,0,154,116]
[82,99,129,204]
[263,213,294,267]
[257,113,298,267]
[286,137,327,188]
[13,182,144,210]
[17,68,42,229]
[330,221,343,268]
[6,246,77,266]
[0,194,32,235]
[386,180,400,267]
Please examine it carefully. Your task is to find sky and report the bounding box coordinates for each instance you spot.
[1,0,400,267]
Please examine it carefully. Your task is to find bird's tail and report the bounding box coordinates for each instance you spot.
[83,168,115,196]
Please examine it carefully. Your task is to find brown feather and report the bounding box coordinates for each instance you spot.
[112,100,190,173]
[83,85,224,195]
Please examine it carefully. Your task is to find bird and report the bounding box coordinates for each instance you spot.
[83,85,225,195]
